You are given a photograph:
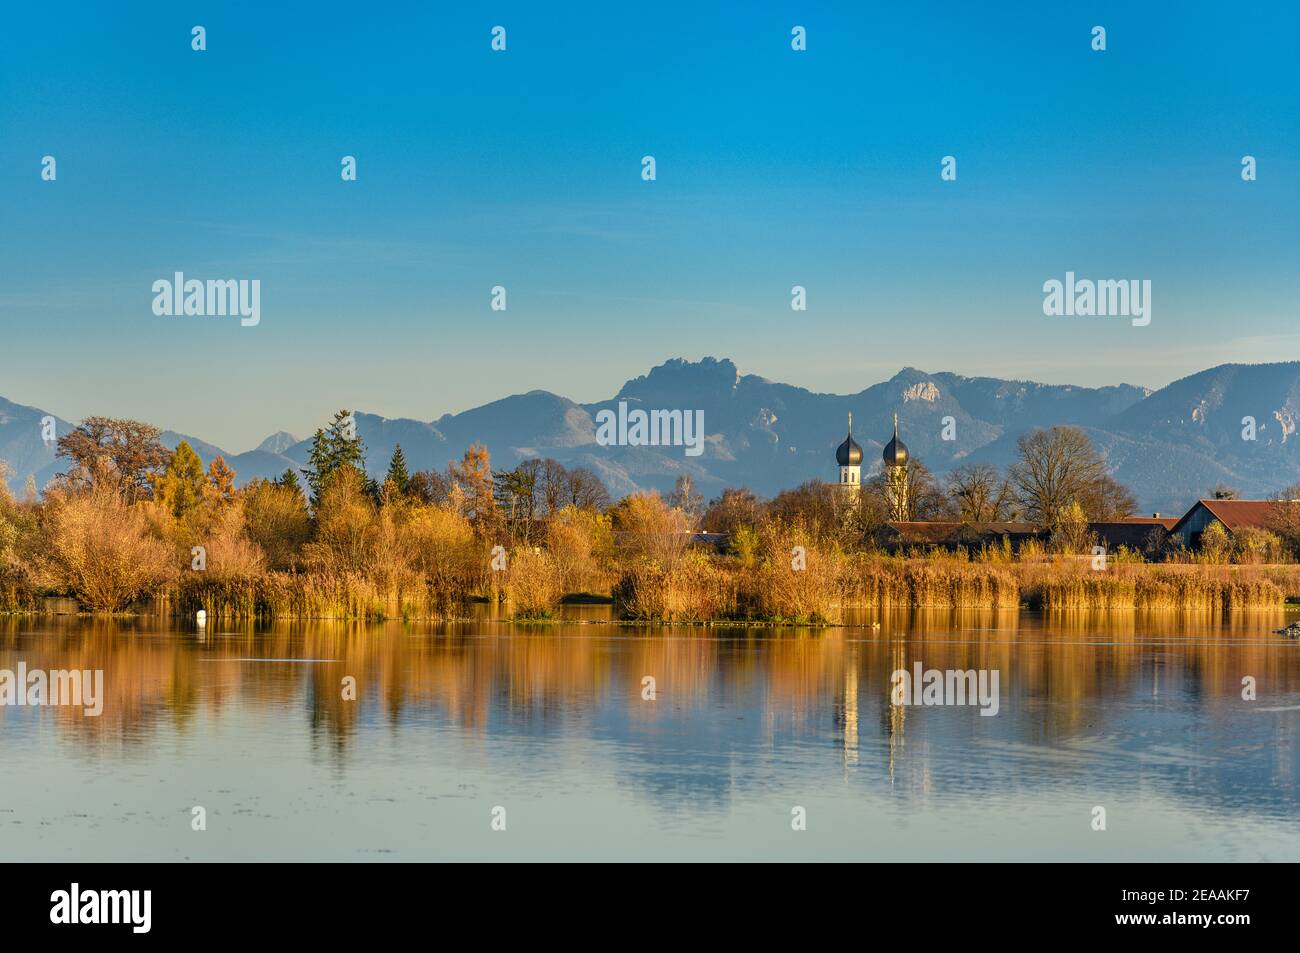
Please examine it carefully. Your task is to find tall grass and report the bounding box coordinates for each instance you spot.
[1032,569,1283,611]
[174,570,475,621]
[613,550,738,622]
[505,548,566,619]
[842,555,1019,609]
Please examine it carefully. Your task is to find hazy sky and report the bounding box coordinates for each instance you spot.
[2,1,1298,450]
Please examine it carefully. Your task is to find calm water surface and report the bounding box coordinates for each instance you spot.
[2,608,1298,861]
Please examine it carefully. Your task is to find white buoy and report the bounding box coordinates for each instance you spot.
[196,609,207,627]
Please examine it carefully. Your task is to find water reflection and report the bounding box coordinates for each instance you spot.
[0,608,1297,860]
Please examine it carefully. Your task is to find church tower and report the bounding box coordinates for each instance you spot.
[882,413,909,521]
[835,413,862,501]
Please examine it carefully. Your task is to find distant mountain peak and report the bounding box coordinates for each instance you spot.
[256,431,298,454]
[617,357,741,400]
[10,358,1300,515]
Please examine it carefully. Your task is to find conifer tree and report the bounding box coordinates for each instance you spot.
[385,444,411,495]
[277,468,303,496]
[304,410,368,505]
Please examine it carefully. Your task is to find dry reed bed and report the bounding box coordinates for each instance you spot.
[173,571,473,622]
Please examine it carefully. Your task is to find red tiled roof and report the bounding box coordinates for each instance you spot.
[1170,499,1292,535]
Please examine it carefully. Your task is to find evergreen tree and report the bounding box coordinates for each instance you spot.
[385,444,411,495]
[304,410,368,505]
[278,468,303,495]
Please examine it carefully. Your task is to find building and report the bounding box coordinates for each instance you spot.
[835,413,863,501]
[882,414,909,521]
[829,413,1291,555]
[1089,516,1179,551]
[884,520,1040,551]
[1167,499,1288,547]
[835,413,910,519]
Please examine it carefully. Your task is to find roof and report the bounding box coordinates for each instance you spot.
[1099,516,1179,529]
[835,433,863,467]
[1089,519,1177,549]
[885,521,1039,544]
[1169,499,1289,536]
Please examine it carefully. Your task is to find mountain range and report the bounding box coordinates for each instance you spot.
[4,358,1300,515]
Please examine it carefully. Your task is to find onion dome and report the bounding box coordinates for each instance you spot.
[882,413,908,466]
[836,413,863,466]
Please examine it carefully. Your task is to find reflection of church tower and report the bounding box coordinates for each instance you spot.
[842,650,859,771]
[882,413,910,521]
[888,636,906,786]
[836,413,863,501]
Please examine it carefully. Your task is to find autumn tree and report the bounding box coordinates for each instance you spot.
[303,466,377,575]
[668,474,704,526]
[702,488,764,536]
[1009,426,1131,529]
[863,458,949,523]
[496,459,551,544]
[55,417,170,501]
[448,443,497,533]
[408,469,450,505]
[1076,473,1137,521]
[564,466,610,511]
[946,463,1016,523]
[34,483,174,611]
[206,456,237,503]
[1264,488,1300,558]
[538,459,570,516]
[243,478,312,571]
[767,480,840,542]
[611,492,691,567]
[1049,500,1093,554]
[151,440,208,517]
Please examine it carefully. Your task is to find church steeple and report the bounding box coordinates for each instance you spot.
[883,413,910,519]
[835,412,862,497]
[836,413,863,467]
[882,413,909,466]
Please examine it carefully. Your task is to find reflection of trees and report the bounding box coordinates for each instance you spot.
[1,609,1296,815]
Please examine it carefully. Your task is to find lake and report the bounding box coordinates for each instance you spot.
[1,607,1297,861]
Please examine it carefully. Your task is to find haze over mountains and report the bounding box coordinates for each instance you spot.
[4,358,1300,515]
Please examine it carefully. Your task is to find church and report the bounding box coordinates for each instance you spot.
[835,413,910,520]
[831,414,1255,555]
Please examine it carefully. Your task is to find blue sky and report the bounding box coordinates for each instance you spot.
[1,1,1297,450]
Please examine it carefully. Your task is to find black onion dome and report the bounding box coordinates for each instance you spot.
[836,412,862,466]
[883,414,908,466]
[836,433,863,467]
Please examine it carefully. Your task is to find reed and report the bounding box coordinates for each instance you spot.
[505,548,566,620]
[1029,566,1285,611]
[613,550,738,622]
[740,529,844,623]
[842,555,1019,609]
[173,570,475,621]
